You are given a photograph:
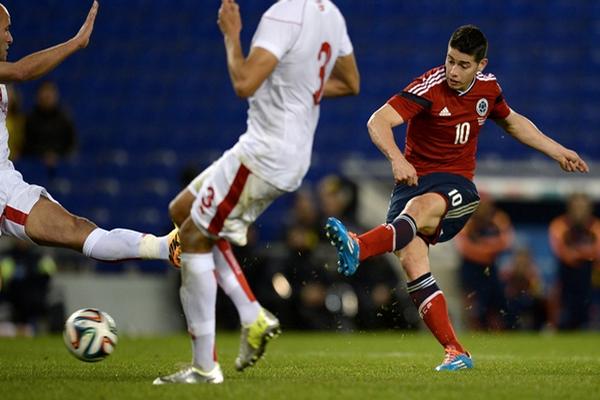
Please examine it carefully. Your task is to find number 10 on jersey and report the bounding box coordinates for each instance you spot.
[454,122,470,144]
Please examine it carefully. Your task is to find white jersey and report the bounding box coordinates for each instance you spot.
[0,84,13,171]
[234,0,353,192]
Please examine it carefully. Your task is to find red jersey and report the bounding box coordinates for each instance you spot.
[387,66,511,180]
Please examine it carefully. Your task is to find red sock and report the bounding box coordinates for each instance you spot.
[357,224,394,261]
[357,214,417,261]
[420,292,465,352]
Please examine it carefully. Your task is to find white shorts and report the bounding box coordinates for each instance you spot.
[188,148,285,246]
[0,169,55,242]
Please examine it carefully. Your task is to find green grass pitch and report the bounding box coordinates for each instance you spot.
[1,332,600,399]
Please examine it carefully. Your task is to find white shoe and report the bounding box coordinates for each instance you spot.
[153,363,224,384]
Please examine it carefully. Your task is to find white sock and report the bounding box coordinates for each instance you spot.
[82,228,169,261]
[139,233,169,259]
[213,241,260,325]
[180,252,217,371]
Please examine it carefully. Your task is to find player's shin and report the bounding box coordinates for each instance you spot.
[357,214,417,260]
[407,272,465,353]
[213,240,260,325]
[82,228,171,261]
[180,252,218,372]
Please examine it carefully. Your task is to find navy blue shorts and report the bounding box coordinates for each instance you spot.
[386,173,480,244]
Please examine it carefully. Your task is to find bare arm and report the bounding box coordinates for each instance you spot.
[0,1,98,83]
[218,0,278,98]
[367,103,419,186]
[494,110,589,173]
[323,53,360,97]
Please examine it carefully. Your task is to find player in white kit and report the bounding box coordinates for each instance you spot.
[154,0,360,384]
[0,1,180,280]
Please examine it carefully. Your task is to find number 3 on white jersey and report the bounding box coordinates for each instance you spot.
[312,41,332,105]
[454,122,470,144]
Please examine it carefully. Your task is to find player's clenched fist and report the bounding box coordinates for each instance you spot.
[391,157,419,186]
[218,0,242,37]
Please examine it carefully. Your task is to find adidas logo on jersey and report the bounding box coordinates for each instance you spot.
[439,107,452,117]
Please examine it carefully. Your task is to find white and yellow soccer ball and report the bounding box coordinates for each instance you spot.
[63,308,118,362]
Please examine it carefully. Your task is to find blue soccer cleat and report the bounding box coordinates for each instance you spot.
[324,217,360,276]
[435,349,473,371]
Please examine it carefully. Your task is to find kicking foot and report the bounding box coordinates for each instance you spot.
[167,228,181,268]
[324,217,360,276]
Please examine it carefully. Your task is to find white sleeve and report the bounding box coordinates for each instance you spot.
[251,16,301,60]
[338,16,353,57]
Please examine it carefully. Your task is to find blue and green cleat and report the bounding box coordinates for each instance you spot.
[324,217,360,276]
[435,349,473,371]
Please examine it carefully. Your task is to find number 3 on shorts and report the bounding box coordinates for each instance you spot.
[199,186,215,215]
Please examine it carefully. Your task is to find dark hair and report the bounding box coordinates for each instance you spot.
[449,25,488,62]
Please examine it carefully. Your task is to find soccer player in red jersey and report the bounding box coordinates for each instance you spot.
[325,25,589,371]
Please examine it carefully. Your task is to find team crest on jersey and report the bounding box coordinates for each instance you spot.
[476,98,488,116]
